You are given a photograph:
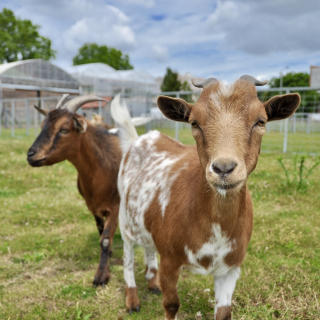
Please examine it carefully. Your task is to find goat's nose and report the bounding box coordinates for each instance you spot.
[27,149,36,158]
[212,160,237,176]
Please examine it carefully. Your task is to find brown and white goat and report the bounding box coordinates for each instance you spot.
[111,76,300,320]
[90,113,111,129]
[27,95,121,286]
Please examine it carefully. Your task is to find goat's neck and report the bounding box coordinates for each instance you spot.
[68,129,120,183]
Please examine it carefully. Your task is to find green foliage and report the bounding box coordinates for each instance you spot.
[277,155,320,192]
[161,69,194,102]
[161,68,181,92]
[72,43,133,70]
[267,72,320,112]
[76,309,92,320]
[60,284,96,300]
[0,8,56,63]
[180,80,193,103]
[269,72,309,88]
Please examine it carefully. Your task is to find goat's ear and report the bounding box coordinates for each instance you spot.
[157,95,193,123]
[34,105,49,116]
[264,93,300,122]
[73,116,87,133]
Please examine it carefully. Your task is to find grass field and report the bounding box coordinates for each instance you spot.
[0,128,320,320]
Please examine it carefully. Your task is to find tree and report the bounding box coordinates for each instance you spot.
[0,8,56,63]
[180,80,193,102]
[161,68,181,92]
[262,72,317,112]
[269,72,309,88]
[161,68,195,102]
[73,43,133,70]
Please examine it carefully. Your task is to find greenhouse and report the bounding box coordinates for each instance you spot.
[0,59,79,99]
[66,63,159,96]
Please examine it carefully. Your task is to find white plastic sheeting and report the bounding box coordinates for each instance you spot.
[66,63,159,95]
[0,59,79,90]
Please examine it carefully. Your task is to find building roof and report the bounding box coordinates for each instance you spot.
[0,59,79,93]
[67,63,156,84]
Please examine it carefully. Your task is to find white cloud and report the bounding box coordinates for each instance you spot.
[118,0,155,8]
[3,0,320,81]
[151,45,169,62]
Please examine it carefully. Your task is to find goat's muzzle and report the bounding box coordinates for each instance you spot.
[206,157,247,193]
[27,148,46,167]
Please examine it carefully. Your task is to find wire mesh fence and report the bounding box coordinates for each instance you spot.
[1,88,319,155]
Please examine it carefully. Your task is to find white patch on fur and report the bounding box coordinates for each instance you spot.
[210,81,235,108]
[108,128,119,134]
[122,230,137,288]
[214,266,240,315]
[185,224,233,276]
[118,131,185,291]
[118,131,185,248]
[219,81,235,98]
[217,188,226,197]
[144,249,158,280]
[102,239,109,247]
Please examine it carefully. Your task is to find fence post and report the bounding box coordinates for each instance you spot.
[98,100,102,115]
[293,113,296,133]
[283,88,291,153]
[175,93,180,141]
[283,119,288,153]
[11,100,15,137]
[40,97,45,122]
[34,99,38,136]
[26,99,29,136]
[0,100,2,135]
[307,113,311,134]
[145,92,152,132]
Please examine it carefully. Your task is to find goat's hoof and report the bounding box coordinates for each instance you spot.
[125,287,140,314]
[128,306,140,314]
[149,287,161,295]
[93,273,110,287]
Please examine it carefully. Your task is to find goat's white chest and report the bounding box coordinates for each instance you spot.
[184,224,234,277]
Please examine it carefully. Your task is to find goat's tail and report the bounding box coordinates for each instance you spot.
[110,94,139,155]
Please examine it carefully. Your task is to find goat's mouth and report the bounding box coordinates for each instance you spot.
[212,180,243,190]
[27,157,46,167]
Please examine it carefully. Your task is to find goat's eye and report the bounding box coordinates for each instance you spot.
[60,128,69,134]
[191,121,198,128]
[255,119,266,127]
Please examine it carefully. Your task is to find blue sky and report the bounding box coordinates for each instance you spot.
[2,0,320,83]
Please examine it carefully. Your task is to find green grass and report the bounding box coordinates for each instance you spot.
[0,129,320,319]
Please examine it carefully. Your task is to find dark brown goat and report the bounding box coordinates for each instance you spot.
[27,95,121,286]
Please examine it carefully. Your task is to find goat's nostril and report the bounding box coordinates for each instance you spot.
[212,161,237,176]
[27,150,36,158]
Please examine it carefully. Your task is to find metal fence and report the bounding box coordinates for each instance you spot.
[1,88,320,155]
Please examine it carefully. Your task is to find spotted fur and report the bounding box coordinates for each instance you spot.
[111,78,301,320]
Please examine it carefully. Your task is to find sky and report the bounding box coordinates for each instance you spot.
[2,0,320,83]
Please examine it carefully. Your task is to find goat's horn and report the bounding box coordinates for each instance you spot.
[61,95,107,113]
[56,94,70,109]
[192,78,219,89]
[239,75,268,86]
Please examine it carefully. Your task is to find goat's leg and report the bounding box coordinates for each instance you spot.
[94,215,104,236]
[159,257,181,320]
[93,214,118,286]
[214,266,240,320]
[123,236,140,313]
[144,248,160,294]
